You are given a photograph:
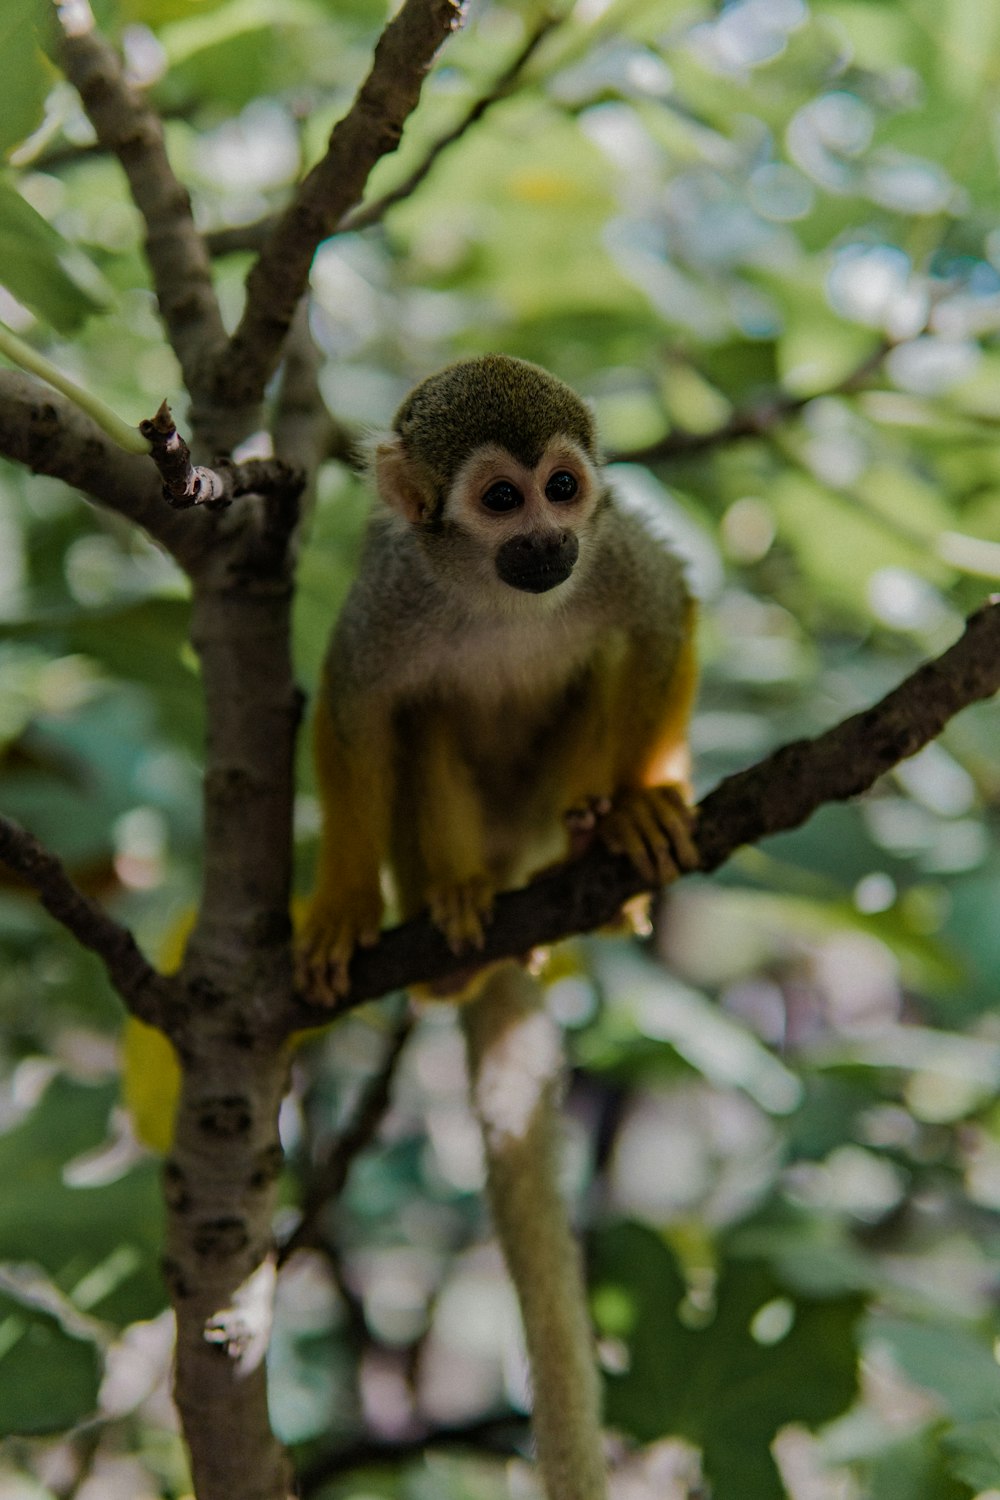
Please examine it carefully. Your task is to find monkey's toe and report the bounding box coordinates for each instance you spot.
[296,892,383,1005]
[600,785,698,887]
[426,875,495,955]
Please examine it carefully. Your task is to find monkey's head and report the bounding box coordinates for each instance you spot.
[374,356,607,607]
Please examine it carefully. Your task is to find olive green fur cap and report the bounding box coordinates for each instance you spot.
[392,355,599,490]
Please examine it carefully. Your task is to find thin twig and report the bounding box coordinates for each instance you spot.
[0,814,178,1029]
[205,14,558,259]
[283,597,1000,1026]
[57,6,227,398]
[342,14,558,233]
[217,0,463,410]
[281,1013,415,1264]
[297,1411,529,1492]
[139,401,305,515]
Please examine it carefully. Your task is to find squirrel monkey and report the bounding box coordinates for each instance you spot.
[299,356,697,1500]
[299,354,698,1001]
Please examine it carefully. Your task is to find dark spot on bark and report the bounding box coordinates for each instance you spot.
[189,976,225,1010]
[206,766,255,805]
[249,1143,284,1190]
[162,1256,191,1299]
[193,1217,250,1259]
[250,909,292,946]
[163,1159,191,1212]
[197,1096,252,1137]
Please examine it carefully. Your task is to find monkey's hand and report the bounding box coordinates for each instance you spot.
[425,874,495,956]
[598,785,699,886]
[296,885,384,1005]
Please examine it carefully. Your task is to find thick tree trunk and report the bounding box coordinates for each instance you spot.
[161,577,301,1500]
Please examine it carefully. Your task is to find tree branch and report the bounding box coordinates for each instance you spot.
[612,340,891,465]
[271,305,336,480]
[341,14,557,234]
[217,0,463,411]
[280,1012,415,1263]
[0,814,177,1028]
[0,370,210,568]
[298,1412,529,1492]
[57,6,227,403]
[204,14,556,260]
[284,597,1000,1027]
[139,400,305,520]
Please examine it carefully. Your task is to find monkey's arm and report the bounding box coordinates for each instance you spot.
[298,683,392,1002]
[405,704,494,954]
[600,601,699,881]
[547,598,699,883]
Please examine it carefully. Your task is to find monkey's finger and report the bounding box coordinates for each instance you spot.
[603,814,657,884]
[647,786,700,871]
[623,794,680,885]
[428,878,494,954]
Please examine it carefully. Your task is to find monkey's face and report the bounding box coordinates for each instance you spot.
[437,438,604,606]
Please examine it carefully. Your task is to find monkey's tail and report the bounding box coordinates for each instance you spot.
[460,962,607,1500]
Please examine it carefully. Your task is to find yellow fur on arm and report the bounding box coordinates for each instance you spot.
[461,965,607,1500]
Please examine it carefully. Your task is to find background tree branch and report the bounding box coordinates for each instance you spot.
[204,12,557,260]
[0,814,177,1028]
[280,1012,415,1263]
[612,340,893,465]
[284,597,1000,1026]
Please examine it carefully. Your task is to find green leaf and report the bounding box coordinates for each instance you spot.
[944,1417,1000,1492]
[868,1317,1000,1423]
[0,0,52,157]
[0,175,106,332]
[591,1222,862,1500]
[0,1076,166,1326]
[861,1428,975,1500]
[0,1289,101,1435]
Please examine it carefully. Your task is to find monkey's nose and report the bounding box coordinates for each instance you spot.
[494,531,579,593]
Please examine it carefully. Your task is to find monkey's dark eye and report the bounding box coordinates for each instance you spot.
[482,481,523,513]
[545,470,578,503]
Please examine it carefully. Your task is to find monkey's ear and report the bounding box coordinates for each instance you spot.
[374,437,434,524]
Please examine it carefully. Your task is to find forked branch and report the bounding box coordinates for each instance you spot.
[0,815,177,1028]
[0,370,209,567]
[218,0,463,410]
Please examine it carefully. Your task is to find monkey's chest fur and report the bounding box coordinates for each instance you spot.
[393,608,612,881]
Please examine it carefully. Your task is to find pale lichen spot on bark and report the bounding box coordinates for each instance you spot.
[203,1254,277,1375]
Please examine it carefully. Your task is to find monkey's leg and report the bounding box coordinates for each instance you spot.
[461,965,607,1500]
[413,707,495,954]
[297,692,390,1003]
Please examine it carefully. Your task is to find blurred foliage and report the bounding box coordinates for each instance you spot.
[3,0,1000,1496]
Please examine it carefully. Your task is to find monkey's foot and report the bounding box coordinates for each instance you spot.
[296,890,383,1006]
[426,874,495,955]
[599,785,699,886]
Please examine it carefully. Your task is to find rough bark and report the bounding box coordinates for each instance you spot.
[160,573,301,1500]
[0,370,209,567]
